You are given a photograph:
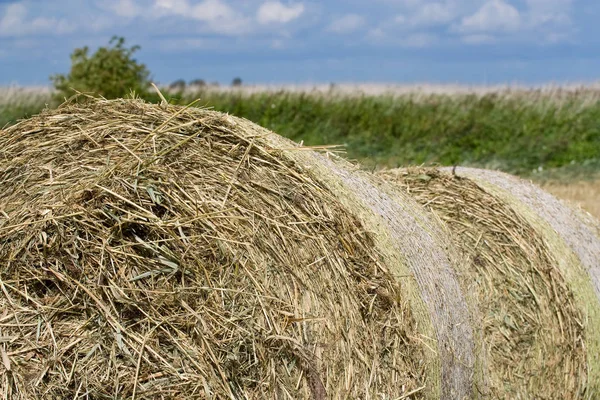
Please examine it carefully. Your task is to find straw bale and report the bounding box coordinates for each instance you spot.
[442,166,600,397]
[380,167,600,399]
[0,98,478,399]
[443,167,600,304]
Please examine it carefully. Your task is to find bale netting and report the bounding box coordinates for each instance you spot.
[0,98,481,399]
[379,167,600,399]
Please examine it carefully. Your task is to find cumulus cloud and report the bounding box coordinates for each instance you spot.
[411,2,456,26]
[149,0,251,35]
[256,1,304,25]
[153,0,233,20]
[367,28,436,47]
[103,0,307,35]
[327,14,365,34]
[190,0,236,22]
[0,2,75,37]
[394,14,406,24]
[457,0,520,33]
[525,0,572,26]
[364,0,576,47]
[107,0,142,18]
[153,0,189,14]
[367,27,385,40]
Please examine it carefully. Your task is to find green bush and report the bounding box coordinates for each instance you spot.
[51,36,151,100]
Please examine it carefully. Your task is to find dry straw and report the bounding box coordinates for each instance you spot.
[380,167,600,399]
[0,97,445,399]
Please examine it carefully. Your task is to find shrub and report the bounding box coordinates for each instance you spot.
[232,77,242,87]
[169,79,186,92]
[189,79,206,87]
[51,36,151,100]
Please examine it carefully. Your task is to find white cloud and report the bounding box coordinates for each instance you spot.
[153,0,234,20]
[155,37,221,52]
[153,0,236,22]
[108,0,142,18]
[525,0,572,26]
[458,0,520,33]
[0,3,75,37]
[411,2,456,26]
[394,14,406,24]
[327,14,365,34]
[257,1,304,25]
[87,15,118,32]
[369,0,574,46]
[450,0,573,43]
[385,1,463,32]
[270,38,285,48]
[154,0,190,15]
[367,27,436,47]
[367,27,385,40]
[150,0,250,35]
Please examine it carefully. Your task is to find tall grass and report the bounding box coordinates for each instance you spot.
[2,85,600,177]
[0,86,53,128]
[169,88,600,176]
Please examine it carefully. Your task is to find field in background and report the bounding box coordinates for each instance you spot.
[1,84,599,218]
[542,180,600,220]
[0,86,52,128]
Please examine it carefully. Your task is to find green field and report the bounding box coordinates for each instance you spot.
[2,85,600,180]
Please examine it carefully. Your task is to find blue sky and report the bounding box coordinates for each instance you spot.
[0,0,598,85]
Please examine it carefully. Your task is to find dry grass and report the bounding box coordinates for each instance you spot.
[542,180,600,221]
[0,86,52,107]
[176,82,600,106]
[7,82,600,102]
[0,97,424,399]
[380,167,588,399]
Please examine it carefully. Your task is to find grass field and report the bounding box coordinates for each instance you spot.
[543,180,600,220]
[1,84,599,218]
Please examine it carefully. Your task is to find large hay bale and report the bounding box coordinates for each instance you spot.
[380,167,600,399]
[0,99,481,399]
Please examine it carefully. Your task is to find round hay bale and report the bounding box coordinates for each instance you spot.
[379,166,600,399]
[0,99,479,399]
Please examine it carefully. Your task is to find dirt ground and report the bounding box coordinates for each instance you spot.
[543,180,600,221]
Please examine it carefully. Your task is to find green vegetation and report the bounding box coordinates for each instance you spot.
[51,36,150,100]
[169,89,600,177]
[0,88,52,128]
[1,102,44,128]
[2,87,599,179]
